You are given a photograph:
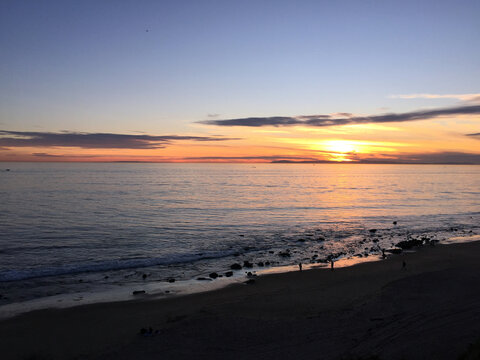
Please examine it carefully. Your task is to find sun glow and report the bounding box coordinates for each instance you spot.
[324,140,357,154]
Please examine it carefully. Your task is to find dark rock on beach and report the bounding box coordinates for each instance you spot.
[230,263,242,270]
[243,261,253,268]
[167,278,175,283]
[385,248,402,254]
[396,238,423,249]
[132,290,146,295]
[196,277,212,281]
[209,272,219,279]
[225,271,233,277]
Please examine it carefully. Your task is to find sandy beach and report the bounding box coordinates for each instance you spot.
[1,241,480,360]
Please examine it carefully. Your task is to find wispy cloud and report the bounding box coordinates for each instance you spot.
[466,132,480,139]
[389,93,480,102]
[0,130,238,149]
[358,151,480,164]
[32,152,65,157]
[199,105,480,128]
[183,151,480,164]
[182,155,324,162]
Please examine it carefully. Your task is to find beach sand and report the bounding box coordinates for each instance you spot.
[1,241,480,360]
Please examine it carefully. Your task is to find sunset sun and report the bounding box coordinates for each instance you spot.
[324,140,357,154]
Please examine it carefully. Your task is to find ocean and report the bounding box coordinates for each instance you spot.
[1,163,479,316]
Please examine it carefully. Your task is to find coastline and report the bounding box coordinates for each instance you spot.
[1,241,480,359]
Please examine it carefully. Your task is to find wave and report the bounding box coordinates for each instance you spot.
[0,249,240,282]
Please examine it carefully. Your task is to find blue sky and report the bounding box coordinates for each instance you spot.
[0,1,479,163]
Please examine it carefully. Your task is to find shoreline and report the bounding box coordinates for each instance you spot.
[1,241,480,359]
[0,251,384,321]
[0,233,478,320]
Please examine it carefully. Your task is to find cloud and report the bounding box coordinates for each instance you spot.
[183,152,480,164]
[466,132,480,138]
[32,152,64,157]
[358,152,480,164]
[0,130,238,149]
[199,105,480,128]
[389,93,480,102]
[182,155,324,162]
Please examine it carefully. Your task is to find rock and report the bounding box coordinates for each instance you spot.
[225,271,233,277]
[142,273,147,280]
[385,248,402,254]
[243,261,253,268]
[133,290,146,295]
[369,229,377,234]
[396,238,423,249]
[167,278,175,283]
[230,263,242,270]
[257,261,264,267]
[297,238,305,242]
[209,272,219,279]
[268,251,274,254]
[245,279,255,285]
[278,250,291,257]
[265,261,270,266]
[196,277,212,281]
[393,221,397,225]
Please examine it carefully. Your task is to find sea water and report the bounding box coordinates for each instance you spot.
[1,163,479,314]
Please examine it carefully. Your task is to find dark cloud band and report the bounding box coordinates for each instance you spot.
[0,130,238,149]
[466,132,480,138]
[199,105,480,128]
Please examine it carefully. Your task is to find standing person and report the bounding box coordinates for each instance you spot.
[298,263,302,271]
[331,259,334,271]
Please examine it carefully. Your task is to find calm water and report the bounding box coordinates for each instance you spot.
[1,163,479,311]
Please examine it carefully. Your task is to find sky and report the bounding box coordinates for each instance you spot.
[1,0,479,163]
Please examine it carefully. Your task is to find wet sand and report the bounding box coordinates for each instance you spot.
[1,241,480,360]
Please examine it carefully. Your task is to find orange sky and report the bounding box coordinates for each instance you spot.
[2,110,479,164]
